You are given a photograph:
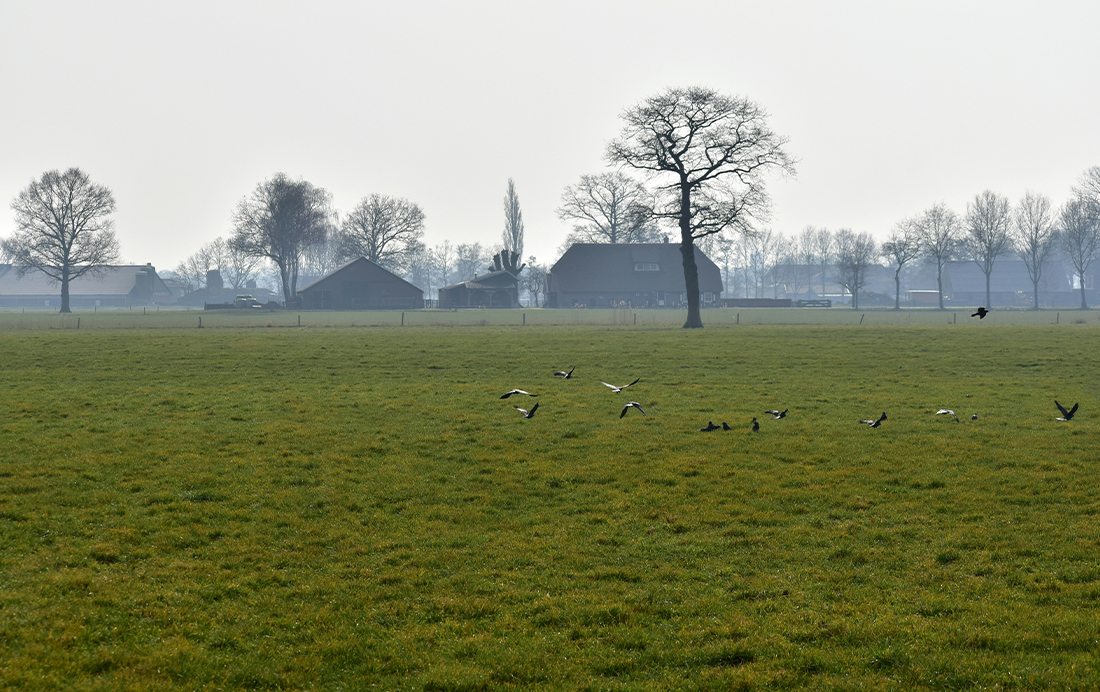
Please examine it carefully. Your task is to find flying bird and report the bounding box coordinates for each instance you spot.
[1055,400,1079,421]
[971,307,989,319]
[500,389,537,399]
[601,378,640,393]
[699,421,721,432]
[751,417,759,432]
[553,366,576,379]
[935,409,960,422]
[860,412,888,427]
[722,422,732,431]
[514,403,539,419]
[620,401,645,418]
[766,409,788,419]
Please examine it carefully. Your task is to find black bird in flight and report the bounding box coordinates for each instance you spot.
[553,366,576,379]
[860,412,888,427]
[971,306,989,319]
[620,402,645,418]
[699,421,721,432]
[514,403,539,419]
[721,422,732,431]
[751,417,760,432]
[935,409,960,422]
[766,409,788,419]
[1055,400,1079,421]
[601,378,640,393]
[500,389,537,399]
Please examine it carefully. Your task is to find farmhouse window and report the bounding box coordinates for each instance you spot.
[634,263,660,271]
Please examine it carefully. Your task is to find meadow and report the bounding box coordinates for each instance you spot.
[1,311,1099,690]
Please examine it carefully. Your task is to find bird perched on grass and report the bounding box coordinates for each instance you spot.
[971,306,989,319]
[1055,400,1079,421]
[514,403,539,419]
[620,402,645,418]
[601,378,640,393]
[699,421,721,432]
[553,367,575,379]
[972,414,979,420]
[935,409,959,422]
[751,417,759,432]
[721,422,732,431]
[860,412,888,427]
[500,389,537,399]
[766,409,788,419]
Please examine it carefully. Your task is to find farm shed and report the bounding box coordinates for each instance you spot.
[545,243,722,308]
[0,263,173,308]
[438,269,521,308]
[298,257,423,310]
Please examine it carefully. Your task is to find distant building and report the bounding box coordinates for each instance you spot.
[438,269,521,308]
[298,257,423,310]
[545,243,722,308]
[0,263,172,308]
[941,259,1083,307]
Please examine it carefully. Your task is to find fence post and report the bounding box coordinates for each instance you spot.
[77,318,80,329]
[523,313,526,326]
[198,317,202,328]
[860,314,865,324]
[298,315,301,327]
[401,312,405,326]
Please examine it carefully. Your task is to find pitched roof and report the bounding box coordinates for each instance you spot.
[298,257,423,293]
[549,243,723,293]
[440,269,518,291]
[0,264,171,297]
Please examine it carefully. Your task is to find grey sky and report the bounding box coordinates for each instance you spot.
[2,1,1097,272]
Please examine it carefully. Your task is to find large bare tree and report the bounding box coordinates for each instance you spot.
[454,242,489,280]
[915,203,962,309]
[1012,192,1057,310]
[557,172,659,245]
[607,86,794,328]
[230,173,333,307]
[339,194,425,273]
[833,229,878,309]
[1058,195,1100,309]
[964,190,1013,308]
[881,218,922,310]
[4,168,120,313]
[502,179,524,258]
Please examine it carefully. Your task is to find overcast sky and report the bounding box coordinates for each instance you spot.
[2,1,1098,272]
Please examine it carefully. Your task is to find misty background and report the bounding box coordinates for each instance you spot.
[2,1,1098,280]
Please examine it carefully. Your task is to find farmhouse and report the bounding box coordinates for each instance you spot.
[0,263,173,308]
[298,257,423,310]
[545,243,723,308]
[438,269,521,308]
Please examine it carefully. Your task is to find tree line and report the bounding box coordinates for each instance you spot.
[5,87,1099,317]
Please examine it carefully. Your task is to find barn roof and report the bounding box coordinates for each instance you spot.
[0,264,171,297]
[439,269,518,291]
[298,257,423,293]
[548,243,722,293]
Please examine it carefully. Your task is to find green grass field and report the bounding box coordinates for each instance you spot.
[1,314,1099,690]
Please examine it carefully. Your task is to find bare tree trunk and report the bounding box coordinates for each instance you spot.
[1081,282,1088,310]
[894,271,902,310]
[937,266,945,309]
[679,183,703,328]
[1032,279,1040,310]
[59,269,70,312]
[985,271,992,308]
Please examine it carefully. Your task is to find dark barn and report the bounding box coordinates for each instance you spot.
[545,243,723,308]
[438,269,521,308]
[298,257,423,310]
